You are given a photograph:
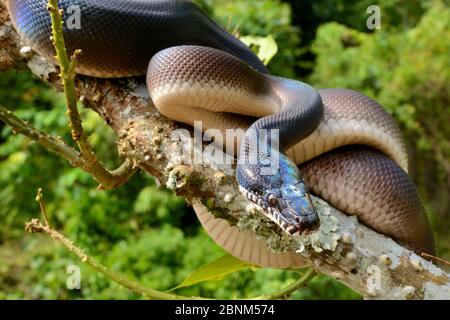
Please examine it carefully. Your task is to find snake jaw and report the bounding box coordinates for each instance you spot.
[237,151,320,236]
[238,182,320,237]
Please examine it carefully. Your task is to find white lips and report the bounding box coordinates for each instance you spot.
[239,186,305,236]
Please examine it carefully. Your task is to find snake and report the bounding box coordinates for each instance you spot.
[8,0,436,268]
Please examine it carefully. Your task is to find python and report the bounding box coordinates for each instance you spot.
[7,0,435,268]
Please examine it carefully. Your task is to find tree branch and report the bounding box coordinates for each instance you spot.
[1,2,449,299]
[1,0,138,189]
[27,188,315,300]
[25,218,207,300]
[253,268,317,300]
[0,103,136,188]
[0,104,83,167]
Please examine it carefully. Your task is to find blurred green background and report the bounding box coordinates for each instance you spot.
[0,0,448,299]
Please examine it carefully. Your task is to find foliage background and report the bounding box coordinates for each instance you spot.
[0,0,448,299]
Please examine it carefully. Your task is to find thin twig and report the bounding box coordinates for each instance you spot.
[46,0,137,189]
[35,188,50,227]
[26,218,209,300]
[97,158,138,191]
[0,104,83,167]
[251,268,317,300]
[0,104,137,187]
[28,216,317,300]
[421,253,450,267]
[25,211,207,300]
[26,189,316,300]
[25,211,316,300]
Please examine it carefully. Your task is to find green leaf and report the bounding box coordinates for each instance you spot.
[169,254,252,291]
[240,35,278,65]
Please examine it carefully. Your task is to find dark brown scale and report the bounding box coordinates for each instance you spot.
[320,89,407,160]
[300,146,436,255]
[147,45,269,96]
[8,0,268,77]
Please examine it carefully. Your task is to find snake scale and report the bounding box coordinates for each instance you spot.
[8,0,435,268]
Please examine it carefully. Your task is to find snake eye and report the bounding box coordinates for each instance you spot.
[268,194,278,207]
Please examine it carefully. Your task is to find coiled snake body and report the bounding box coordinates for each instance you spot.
[8,0,435,268]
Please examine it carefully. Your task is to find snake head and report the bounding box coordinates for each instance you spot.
[237,153,320,236]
